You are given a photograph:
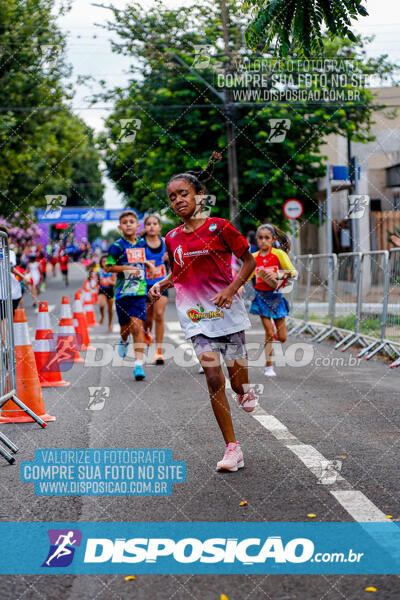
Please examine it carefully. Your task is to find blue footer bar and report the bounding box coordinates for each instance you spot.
[0,522,399,574]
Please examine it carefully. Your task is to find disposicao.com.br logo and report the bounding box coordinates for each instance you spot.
[84,536,317,565]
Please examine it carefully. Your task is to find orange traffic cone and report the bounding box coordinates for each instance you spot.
[83,281,98,327]
[73,290,94,351]
[34,301,70,388]
[56,296,84,364]
[0,309,56,423]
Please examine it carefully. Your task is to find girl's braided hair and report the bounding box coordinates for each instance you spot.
[167,151,222,193]
[256,223,291,253]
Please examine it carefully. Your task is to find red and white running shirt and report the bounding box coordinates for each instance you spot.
[165,217,251,339]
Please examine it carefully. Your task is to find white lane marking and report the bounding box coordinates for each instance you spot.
[166,321,182,332]
[252,407,389,522]
[289,444,345,482]
[253,413,298,442]
[331,491,388,522]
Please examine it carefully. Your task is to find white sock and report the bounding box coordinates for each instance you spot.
[265,366,276,375]
[135,359,143,367]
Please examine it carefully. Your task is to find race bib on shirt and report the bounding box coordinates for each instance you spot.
[100,277,113,287]
[146,264,166,279]
[126,248,145,263]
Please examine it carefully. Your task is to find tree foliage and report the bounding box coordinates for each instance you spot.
[0,0,104,220]
[98,0,397,231]
[242,0,369,56]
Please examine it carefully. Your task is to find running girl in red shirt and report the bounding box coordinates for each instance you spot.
[250,224,297,377]
[148,153,257,472]
[59,249,69,286]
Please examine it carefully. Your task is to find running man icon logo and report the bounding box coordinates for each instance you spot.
[42,529,82,568]
[267,119,291,143]
[119,118,142,143]
[44,195,67,219]
[348,195,369,219]
[87,387,110,411]
[174,245,184,268]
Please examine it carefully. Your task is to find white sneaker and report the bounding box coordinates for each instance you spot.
[216,442,244,472]
[264,366,277,377]
[198,363,204,374]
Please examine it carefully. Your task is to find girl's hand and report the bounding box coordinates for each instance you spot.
[162,252,169,263]
[211,286,234,309]
[146,262,157,278]
[148,282,161,301]
[259,269,278,288]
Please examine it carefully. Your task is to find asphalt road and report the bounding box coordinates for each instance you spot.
[0,263,399,599]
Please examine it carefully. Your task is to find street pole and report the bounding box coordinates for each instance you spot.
[326,163,334,311]
[326,163,332,255]
[351,155,360,253]
[221,0,240,228]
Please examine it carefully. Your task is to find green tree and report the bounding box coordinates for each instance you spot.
[98,0,396,231]
[242,0,369,56]
[0,0,104,219]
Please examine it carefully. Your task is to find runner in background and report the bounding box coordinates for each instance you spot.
[59,247,69,286]
[105,210,157,381]
[143,214,169,365]
[38,250,47,291]
[149,152,257,473]
[50,243,59,277]
[97,254,116,332]
[249,224,297,378]
[26,254,41,307]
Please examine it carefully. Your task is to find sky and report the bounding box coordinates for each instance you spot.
[57,0,400,226]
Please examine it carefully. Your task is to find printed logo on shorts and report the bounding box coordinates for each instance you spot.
[209,223,217,232]
[186,304,224,323]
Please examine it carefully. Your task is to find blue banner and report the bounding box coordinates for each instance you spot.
[36,208,131,223]
[0,522,399,574]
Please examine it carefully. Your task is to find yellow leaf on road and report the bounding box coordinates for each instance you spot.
[220,595,229,600]
[307,513,316,518]
[365,586,377,592]
[124,575,136,581]
[239,501,248,506]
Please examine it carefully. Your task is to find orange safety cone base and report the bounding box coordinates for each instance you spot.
[0,411,54,423]
[40,380,70,388]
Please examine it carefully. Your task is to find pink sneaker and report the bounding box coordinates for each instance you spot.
[236,389,257,413]
[216,442,244,472]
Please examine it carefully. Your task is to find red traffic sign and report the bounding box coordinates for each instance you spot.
[283,199,303,220]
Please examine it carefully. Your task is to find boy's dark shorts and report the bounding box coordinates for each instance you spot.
[115,295,147,326]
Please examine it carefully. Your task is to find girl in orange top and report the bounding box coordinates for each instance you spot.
[250,224,297,377]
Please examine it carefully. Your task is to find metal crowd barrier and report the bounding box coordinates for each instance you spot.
[287,249,400,368]
[287,254,312,335]
[0,232,46,463]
